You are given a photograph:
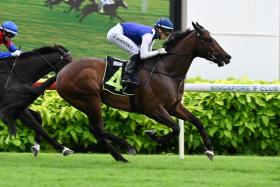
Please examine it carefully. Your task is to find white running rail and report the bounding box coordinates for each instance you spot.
[179,83,280,159]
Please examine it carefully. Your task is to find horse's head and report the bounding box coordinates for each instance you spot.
[115,0,128,9]
[32,44,73,73]
[53,44,73,71]
[192,22,231,67]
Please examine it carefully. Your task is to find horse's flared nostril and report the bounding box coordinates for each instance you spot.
[226,54,232,60]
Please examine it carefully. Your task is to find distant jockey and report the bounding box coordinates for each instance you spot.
[100,0,114,13]
[0,21,22,58]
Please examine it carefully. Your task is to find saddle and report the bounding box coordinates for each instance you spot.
[103,56,134,95]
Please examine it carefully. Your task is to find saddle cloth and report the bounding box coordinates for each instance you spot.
[103,56,134,96]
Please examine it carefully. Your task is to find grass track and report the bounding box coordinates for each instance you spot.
[0,153,279,187]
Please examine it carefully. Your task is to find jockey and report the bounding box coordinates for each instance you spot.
[107,17,173,85]
[100,0,114,13]
[0,21,22,58]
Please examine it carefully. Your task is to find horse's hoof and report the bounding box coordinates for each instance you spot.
[31,146,39,157]
[119,158,129,163]
[62,147,74,156]
[205,150,214,161]
[144,129,155,136]
[127,147,136,155]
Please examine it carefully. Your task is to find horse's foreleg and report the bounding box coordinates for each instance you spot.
[103,133,136,155]
[171,103,214,160]
[114,14,125,22]
[27,109,43,157]
[19,109,73,156]
[146,106,180,144]
[79,14,88,22]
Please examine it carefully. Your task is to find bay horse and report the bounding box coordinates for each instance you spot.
[0,45,74,156]
[56,22,231,162]
[77,0,128,23]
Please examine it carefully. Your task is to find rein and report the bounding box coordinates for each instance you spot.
[142,65,186,81]
[166,52,192,57]
[142,52,189,85]
[4,48,66,90]
[4,55,20,89]
[33,50,59,73]
[151,52,192,80]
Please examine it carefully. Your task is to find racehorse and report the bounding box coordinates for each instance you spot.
[63,0,85,13]
[44,0,63,10]
[0,45,73,156]
[77,0,128,23]
[56,22,231,162]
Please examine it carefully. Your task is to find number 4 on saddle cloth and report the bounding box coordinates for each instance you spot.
[103,56,135,95]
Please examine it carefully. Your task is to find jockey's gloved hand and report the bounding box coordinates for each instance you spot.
[158,48,167,54]
[11,50,22,57]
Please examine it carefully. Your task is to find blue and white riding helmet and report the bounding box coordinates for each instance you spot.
[0,21,18,36]
[154,18,174,31]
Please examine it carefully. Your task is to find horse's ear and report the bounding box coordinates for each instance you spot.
[192,22,197,30]
[193,22,202,33]
[196,22,205,30]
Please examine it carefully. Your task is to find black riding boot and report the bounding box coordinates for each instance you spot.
[122,54,140,85]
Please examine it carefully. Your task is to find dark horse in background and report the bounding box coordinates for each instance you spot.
[77,0,128,23]
[63,0,85,13]
[44,0,85,12]
[56,22,231,162]
[0,45,73,156]
[44,0,63,10]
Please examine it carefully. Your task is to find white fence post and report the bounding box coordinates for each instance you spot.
[141,0,148,13]
[179,119,184,159]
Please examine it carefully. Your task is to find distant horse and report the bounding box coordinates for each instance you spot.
[77,0,128,23]
[63,0,85,13]
[56,22,231,162]
[44,0,63,10]
[0,45,73,156]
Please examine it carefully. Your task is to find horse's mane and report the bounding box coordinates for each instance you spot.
[22,46,56,58]
[0,46,57,61]
[163,29,194,50]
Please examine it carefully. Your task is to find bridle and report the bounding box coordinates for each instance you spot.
[33,45,71,73]
[166,30,219,62]
[144,30,217,84]
[4,46,71,89]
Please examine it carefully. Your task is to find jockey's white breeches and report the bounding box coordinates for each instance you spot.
[107,23,140,55]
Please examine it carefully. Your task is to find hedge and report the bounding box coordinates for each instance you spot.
[0,78,279,155]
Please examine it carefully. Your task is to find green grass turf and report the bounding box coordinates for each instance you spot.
[0,153,279,187]
[0,0,169,59]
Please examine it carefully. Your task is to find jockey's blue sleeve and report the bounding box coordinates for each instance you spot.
[8,43,18,52]
[0,51,12,58]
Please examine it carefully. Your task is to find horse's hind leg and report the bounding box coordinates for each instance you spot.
[64,7,73,13]
[19,109,73,156]
[170,103,214,160]
[27,109,43,157]
[85,97,128,162]
[79,13,88,22]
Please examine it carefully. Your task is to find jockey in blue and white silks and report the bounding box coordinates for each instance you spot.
[0,21,22,58]
[107,17,173,85]
[100,0,114,13]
